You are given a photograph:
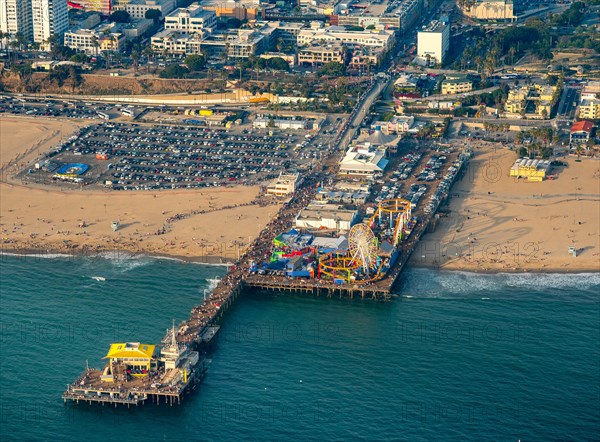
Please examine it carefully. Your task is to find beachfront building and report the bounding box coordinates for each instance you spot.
[266,172,301,196]
[164,4,217,33]
[460,0,515,21]
[504,84,557,118]
[578,99,600,120]
[0,0,33,39]
[577,81,600,119]
[295,202,358,232]
[101,342,155,382]
[441,74,473,95]
[339,144,389,178]
[417,19,449,65]
[32,0,69,46]
[570,121,594,146]
[64,22,125,53]
[150,29,207,55]
[509,158,551,182]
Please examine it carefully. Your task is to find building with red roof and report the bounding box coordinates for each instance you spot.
[570,120,594,146]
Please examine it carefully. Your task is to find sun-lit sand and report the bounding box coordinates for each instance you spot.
[411,147,600,272]
[0,116,83,169]
[0,117,280,261]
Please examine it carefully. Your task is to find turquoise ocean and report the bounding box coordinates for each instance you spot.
[0,254,598,441]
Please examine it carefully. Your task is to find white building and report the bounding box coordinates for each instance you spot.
[150,29,204,55]
[266,172,301,196]
[295,203,358,232]
[118,0,176,19]
[339,144,389,177]
[64,24,125,54]
[417,20,449,65]
[164,3,217,33]
[32,0,68,46]
[297,25,394,51]
[0,0,32,39]
[254,116,306,130]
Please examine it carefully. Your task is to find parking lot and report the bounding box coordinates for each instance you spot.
[22,122,333,190]
[0,95,107,119]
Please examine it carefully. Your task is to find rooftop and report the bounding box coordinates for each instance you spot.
[105,342,156,359]
[570,121,594,133]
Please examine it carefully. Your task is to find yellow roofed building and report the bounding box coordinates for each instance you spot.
[102,342,155,382]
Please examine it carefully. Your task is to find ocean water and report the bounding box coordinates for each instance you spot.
[0,254,598,441]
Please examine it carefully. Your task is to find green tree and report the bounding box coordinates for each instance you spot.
[318,62,345,76]
[226,18,242,29]
[131,50,140,73]
[69,53,88,63]
[185,54,206,71]
[145,9,162,22]
[159,64,189,78]
[109,10,131,23]
[68,65,83,92]
[267,57,289,71]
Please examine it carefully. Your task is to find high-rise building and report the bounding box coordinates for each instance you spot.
[417,19,449,65]
[31,0,69,45]
[0,0,33,39]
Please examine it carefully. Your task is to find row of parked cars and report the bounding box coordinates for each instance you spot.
[424,157,466,214]
[417,154,446,181]
[57,123,305,190]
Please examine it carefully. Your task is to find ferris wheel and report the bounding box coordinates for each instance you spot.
[348,224,378,275]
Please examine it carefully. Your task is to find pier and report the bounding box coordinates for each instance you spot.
[63,78,468,407]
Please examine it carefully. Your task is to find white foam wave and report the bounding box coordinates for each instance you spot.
[0,252,73,259]
[206,277,221,292]
[90,276,106,282]
[96,251,151,272]
[402,268,600,297]
[150,256,229,267]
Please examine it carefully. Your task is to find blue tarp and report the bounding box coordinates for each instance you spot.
[56,163,89,175]
[288,270,311,278]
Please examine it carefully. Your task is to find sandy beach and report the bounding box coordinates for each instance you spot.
[0,116,280,261]
[411,146,600,272]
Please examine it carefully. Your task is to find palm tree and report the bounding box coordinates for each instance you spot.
[0,31,5,52]
[508,46,516,66]
[90,36,100,56]
[14,32,26,52]
[9,39,20,65]
[131,50,140,74]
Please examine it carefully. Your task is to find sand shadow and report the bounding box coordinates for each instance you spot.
[577,246,595,256]
[118,221,140,230]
